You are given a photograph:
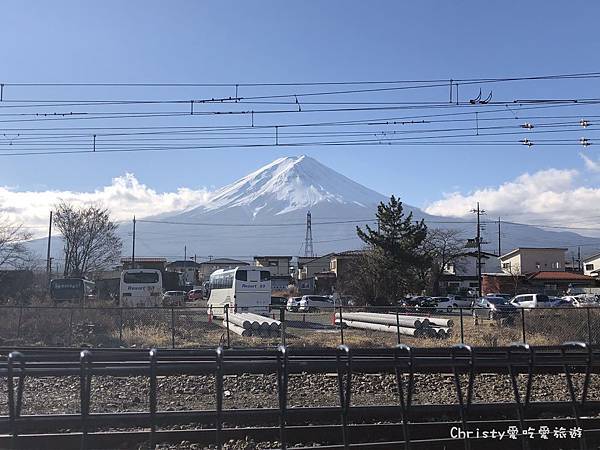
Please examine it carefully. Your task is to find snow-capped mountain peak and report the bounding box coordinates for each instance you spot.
[197,155,384,216]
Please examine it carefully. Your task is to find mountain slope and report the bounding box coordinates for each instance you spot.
[29,155,600,263]
[123,155,600,259]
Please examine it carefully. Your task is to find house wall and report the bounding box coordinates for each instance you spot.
[299,257,331,279]
[167,267,197,284]
[450,255,502,277]
[482,274,522,296]
[501,253,522,274]
[254,257,292,277]
[501,249,565,275]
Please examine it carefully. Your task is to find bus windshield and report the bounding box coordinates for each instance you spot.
[50,279,85,301]
[123,272,160,284]
[51,279,82,290]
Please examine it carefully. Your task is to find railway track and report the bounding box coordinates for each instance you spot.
[1,343,599,449]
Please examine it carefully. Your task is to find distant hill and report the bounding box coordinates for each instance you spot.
[30,155,600,263]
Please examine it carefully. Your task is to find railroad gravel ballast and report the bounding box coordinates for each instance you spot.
[1,344,599,449]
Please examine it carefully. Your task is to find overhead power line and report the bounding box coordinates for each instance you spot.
[4,70,600,87]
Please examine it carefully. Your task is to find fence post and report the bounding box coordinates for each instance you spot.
[395,306,401,345]
[279,307,286,346]
[459,308,464,344]
[119,308,124,346]
[171,307,176,349]
[587,307,592,344]
[16,306,23,340]
[225,305,231,348]
[338,305,344,345]
[521,308,526,344]
[68,308,74,347]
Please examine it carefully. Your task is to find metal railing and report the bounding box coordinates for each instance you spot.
[0,344,599,449]
[1,304,599,349]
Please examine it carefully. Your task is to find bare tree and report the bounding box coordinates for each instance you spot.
[0,217,32,274]
[53,202,122,277]
[342,249,381,305]
[504,262,523,295]
[420,228,467,295]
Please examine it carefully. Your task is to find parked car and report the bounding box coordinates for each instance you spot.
[162,290,186,306]
[551,298,575,308]
[299,295,335,312]
[486,293,513,301]
[473,296,518,321]
[562,295,600,307]
[187,289,203,301]
[270,296,288,311]
[286,296,302,312]
[431,297,461,312]
[448,295,474,308]
[510,294,553,308]
[400,297,422,309]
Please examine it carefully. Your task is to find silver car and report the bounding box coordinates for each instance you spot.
[473,296,518,321]
[286,296,302,312]
[298,295,335,312]
[162,290,186,307]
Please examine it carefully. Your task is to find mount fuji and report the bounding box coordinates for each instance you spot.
[30,155,600,262]
[121,155,600,260]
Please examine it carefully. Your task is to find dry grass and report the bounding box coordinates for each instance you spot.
[118,324,173,348]
[0,305,592,349]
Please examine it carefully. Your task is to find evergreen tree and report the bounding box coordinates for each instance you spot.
[353,196,430,303]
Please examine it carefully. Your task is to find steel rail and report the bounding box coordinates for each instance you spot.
[1,347,600,376]
[4,402,600,434]
[1,343,598,449]
[1,419,600,450]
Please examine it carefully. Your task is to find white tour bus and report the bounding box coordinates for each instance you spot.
[120,269,163,307]
[207,267,271,317]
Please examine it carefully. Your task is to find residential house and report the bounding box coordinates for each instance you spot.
[297,254,332,280]
[197,258,249,283]
[330,250,363,291]
[442,251,501,294]
[166,260,201,285]
[483,271,597,296]
[253,256,293,277]
[499,248,567,275]
[120,257,167,272]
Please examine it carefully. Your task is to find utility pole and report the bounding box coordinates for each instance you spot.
[131,216,136,269]
[497,217,501,257]
[470,203,486,297]
[46,211,53,289]
[578,246,582,272]
[184,245,187,262]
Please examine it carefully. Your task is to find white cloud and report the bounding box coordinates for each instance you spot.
[424,168,600,235]
[0,173,211,237]
[581,153,600,173]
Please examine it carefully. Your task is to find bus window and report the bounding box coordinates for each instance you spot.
[260,271,271,281]
[123,271,159,284]
[235,270,247,281]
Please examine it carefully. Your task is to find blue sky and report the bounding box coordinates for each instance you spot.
[1,1,600,226]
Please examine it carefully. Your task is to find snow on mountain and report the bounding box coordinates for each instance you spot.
[180,155,386,218]
[28,155,600,262]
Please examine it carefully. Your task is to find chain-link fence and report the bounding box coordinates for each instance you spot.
[1,304,599,348]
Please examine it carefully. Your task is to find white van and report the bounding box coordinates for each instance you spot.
[510,294,553,308]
